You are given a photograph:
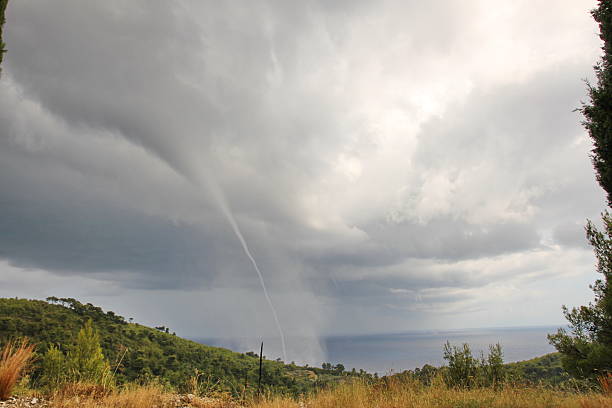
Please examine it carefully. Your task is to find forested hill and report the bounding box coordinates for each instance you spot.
[504,353,565,385]
[0,297,356,394]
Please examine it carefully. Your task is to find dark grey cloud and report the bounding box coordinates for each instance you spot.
[0,147,234,289]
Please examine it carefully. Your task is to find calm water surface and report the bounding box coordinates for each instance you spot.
[323,326,558,374]
[194,326,559,374]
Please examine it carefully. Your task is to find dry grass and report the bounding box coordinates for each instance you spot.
[0,338,35,400]
[53,384,175,408]
[52,384,169,408]
[50,383,238,408]
[599,373,612,395]
[44,377,612,408]
[53,381,111,400]
[249,377,612,408]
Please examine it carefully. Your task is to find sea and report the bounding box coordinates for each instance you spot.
[192,326,559,375]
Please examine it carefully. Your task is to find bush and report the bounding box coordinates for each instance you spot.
[482,344,505,389]
[39,320,113,390]
[442,342,506,389]
[66,320,113,387]
[443,342,479,388]
[39,344,67,390]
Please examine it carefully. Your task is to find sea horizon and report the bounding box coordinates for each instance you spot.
[192,324,562,374]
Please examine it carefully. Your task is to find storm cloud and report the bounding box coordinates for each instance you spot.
[0,0,606,362]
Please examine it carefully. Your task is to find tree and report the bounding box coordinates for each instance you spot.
[548,213,612,379]
[66,320,113,386]
[548,0,612,381]
[581,0,612,206]
[443,342,479,388]
[38,320,114,389]
[442,342,506,388]
[483,343,505,389]
[0,0,8,74]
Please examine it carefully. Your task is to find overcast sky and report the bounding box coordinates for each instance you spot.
[0,0,607,363]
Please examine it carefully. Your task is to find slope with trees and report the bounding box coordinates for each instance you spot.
[0,297,359,395]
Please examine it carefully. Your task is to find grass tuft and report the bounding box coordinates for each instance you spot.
[0,338,35,400]
[599,373,611,395]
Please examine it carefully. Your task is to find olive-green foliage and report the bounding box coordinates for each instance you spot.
[397,364,440,386]
[40,322,116,390]
[39,345,67,390]
[66,320,113,386]
[581,0,612,206]
[505,353,566,386]
[395,352,573,391]
[482,343,505,388]
[548,213,612,379]
[0,297,356,396]
[443,342,479,389]
[442,342,506,389]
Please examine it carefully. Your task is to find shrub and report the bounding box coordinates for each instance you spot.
[66,320,113,387]
[39,344,67,390]
[443,342,479,388]
[443,342,506,389]
[39,320,113,390]
[0,338,35,400]
[482,344,505,389]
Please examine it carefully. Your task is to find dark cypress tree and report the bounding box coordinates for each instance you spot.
[0,0,8,74]
[548,0,612,380]
[581,0,612,206]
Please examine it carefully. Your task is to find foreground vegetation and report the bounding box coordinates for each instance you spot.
[0,297,610,408]
[7,376,611,408]
[0,335,609,407]
[253,378,612,408]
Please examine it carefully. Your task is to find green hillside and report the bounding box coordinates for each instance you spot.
[505,353,566,385]
[0,297,356,395]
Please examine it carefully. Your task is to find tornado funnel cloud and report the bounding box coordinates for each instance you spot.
[206,180,288,362]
